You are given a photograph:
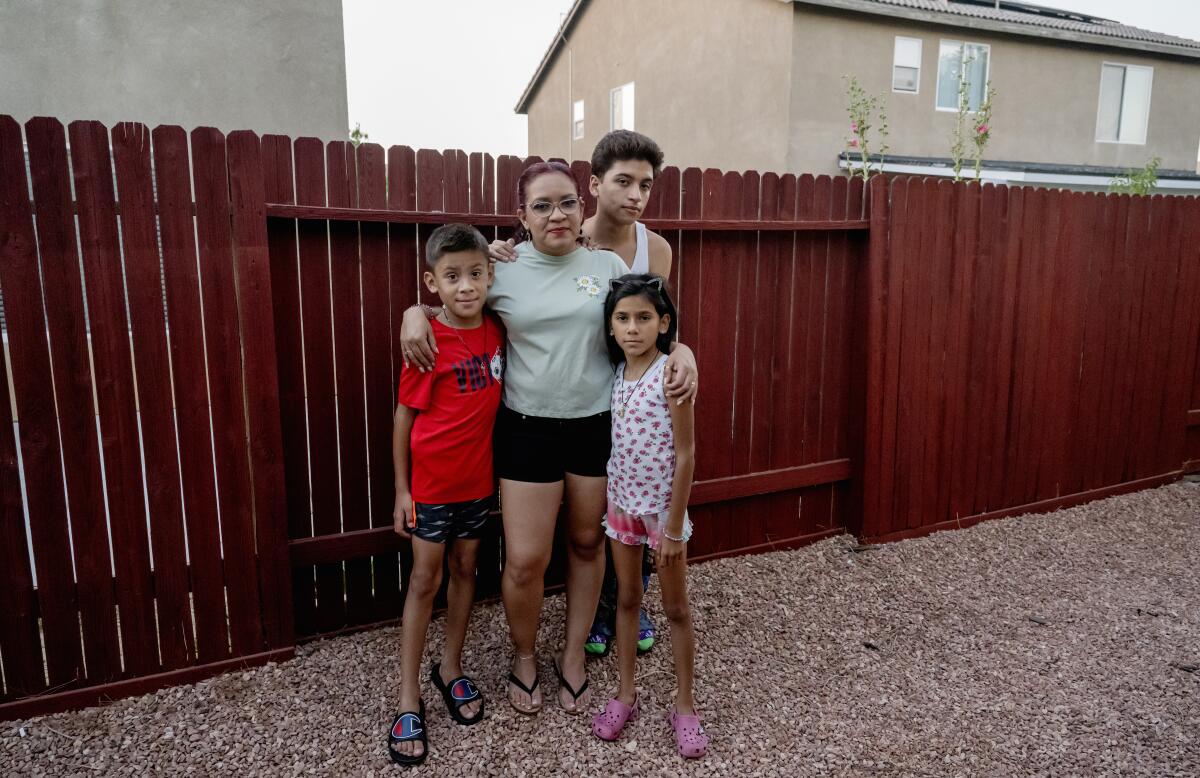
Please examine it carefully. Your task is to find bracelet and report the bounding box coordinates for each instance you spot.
[662,528,687,543]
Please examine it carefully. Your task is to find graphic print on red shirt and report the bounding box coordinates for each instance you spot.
[397,315,504,503]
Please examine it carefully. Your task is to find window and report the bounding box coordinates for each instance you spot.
[1096,63,1153,144]
[572,99,585,140]
[610,82,635,131]
[893,36,922,93]
[935,40,990,111]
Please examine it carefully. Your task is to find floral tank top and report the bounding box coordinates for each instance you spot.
[607,353,674,515]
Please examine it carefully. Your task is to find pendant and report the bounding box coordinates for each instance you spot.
[617,405,625,418]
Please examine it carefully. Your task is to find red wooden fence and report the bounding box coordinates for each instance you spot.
[0,116,1197,719]
[859,178,1200,542]
[0,117,292,718]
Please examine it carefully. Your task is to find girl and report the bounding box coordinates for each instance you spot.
[591,274,707,758]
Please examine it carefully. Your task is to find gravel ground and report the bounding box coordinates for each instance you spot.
[4,481,1198,777]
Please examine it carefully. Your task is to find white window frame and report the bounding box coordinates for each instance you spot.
[935,40,991,112]
[572,99,585,140]
[1094,62,1154,146]
[610,82,635,131]
[892,36,922,94]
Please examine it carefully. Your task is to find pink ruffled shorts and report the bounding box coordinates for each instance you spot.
[603,500,693,550]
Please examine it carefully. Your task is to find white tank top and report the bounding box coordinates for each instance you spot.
[630,222,650,274]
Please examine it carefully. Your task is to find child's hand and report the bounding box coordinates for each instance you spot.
[657,537,686,568]
[488,238,518,263]
[393,492,414,538]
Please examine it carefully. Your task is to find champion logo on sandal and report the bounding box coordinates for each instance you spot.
[451,678,479,701]
[391,714,422,739]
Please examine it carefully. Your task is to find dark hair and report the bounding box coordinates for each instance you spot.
[590,130,664,181]
[425,223,489,269]
[514,160,580,244]
[602,273,678,365]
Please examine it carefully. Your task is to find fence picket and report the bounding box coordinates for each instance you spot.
[112,122,193,669]
[0,116,55,695]
[27,117,124,682]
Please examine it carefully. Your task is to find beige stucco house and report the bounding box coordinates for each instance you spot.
[517,0,1200,192]
[0,0,348,140]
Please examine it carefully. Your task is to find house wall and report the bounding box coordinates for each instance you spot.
[790,6,1200,177]
[0,0,348,140]
[525,0,794,173]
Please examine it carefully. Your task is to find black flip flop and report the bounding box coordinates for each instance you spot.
[506,667,541,715]
[430,661,485,725]
[551,655,589,715]
[387,700,427,767]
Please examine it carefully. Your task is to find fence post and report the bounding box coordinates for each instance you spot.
[849,175,889,539]
[226,131,296,651]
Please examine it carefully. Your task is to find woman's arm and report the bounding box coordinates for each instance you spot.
[658,393,695,568]
[664,342,698,404]
[400,305,439,372]
[392,403,417,537]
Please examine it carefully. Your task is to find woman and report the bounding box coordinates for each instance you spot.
[400,161,697,715]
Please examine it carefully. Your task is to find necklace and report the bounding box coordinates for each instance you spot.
[439,307,489,363]
[615,351,660,418]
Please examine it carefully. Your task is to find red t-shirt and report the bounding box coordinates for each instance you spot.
[397,315,504,503]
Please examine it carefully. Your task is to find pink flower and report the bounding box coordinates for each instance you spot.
[850,122,859,133]
[977,124,989,134]
[848,138,859,148]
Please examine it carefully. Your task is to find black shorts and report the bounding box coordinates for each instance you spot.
[494,405,612,483]
[412,496,492,544]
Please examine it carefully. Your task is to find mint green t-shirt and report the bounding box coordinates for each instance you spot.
[488,242,628,418]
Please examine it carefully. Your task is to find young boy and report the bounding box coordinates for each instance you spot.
[490,130,673,658]
[388,223,504,767]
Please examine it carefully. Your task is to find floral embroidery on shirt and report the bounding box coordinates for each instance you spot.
[575,275,603,298]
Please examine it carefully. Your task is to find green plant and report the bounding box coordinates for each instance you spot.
[1108,156,1161,196]
[843,75,890,182]
[350,122,369,147]
[949,57,973,182]
[947,56,995,182]
[971,84,996,180]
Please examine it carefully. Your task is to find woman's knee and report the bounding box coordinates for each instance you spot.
[503,554,549,588]
[567,529,605,562]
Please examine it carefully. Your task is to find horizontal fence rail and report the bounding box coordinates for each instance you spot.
[263,203,870,232]
[1,114,1197,720]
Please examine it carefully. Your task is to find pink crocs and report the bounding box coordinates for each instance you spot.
[668,707,708,758]
[592,695,639,741]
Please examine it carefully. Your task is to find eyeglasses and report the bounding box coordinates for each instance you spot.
[525,197,581,218]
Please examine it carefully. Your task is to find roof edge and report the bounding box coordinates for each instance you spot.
[515,0,590,115]
[793,0,1200,60]
[838,151,1200,180]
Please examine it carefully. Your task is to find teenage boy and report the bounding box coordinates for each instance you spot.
[388,224,504,767]
[490,130,673,658]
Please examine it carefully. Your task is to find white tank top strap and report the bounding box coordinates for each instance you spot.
[630,221,651,275]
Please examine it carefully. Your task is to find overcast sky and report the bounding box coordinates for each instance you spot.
[342,0,1200,156]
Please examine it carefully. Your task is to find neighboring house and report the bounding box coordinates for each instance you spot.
[517,0,1200,193]
[0,0,348,139]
